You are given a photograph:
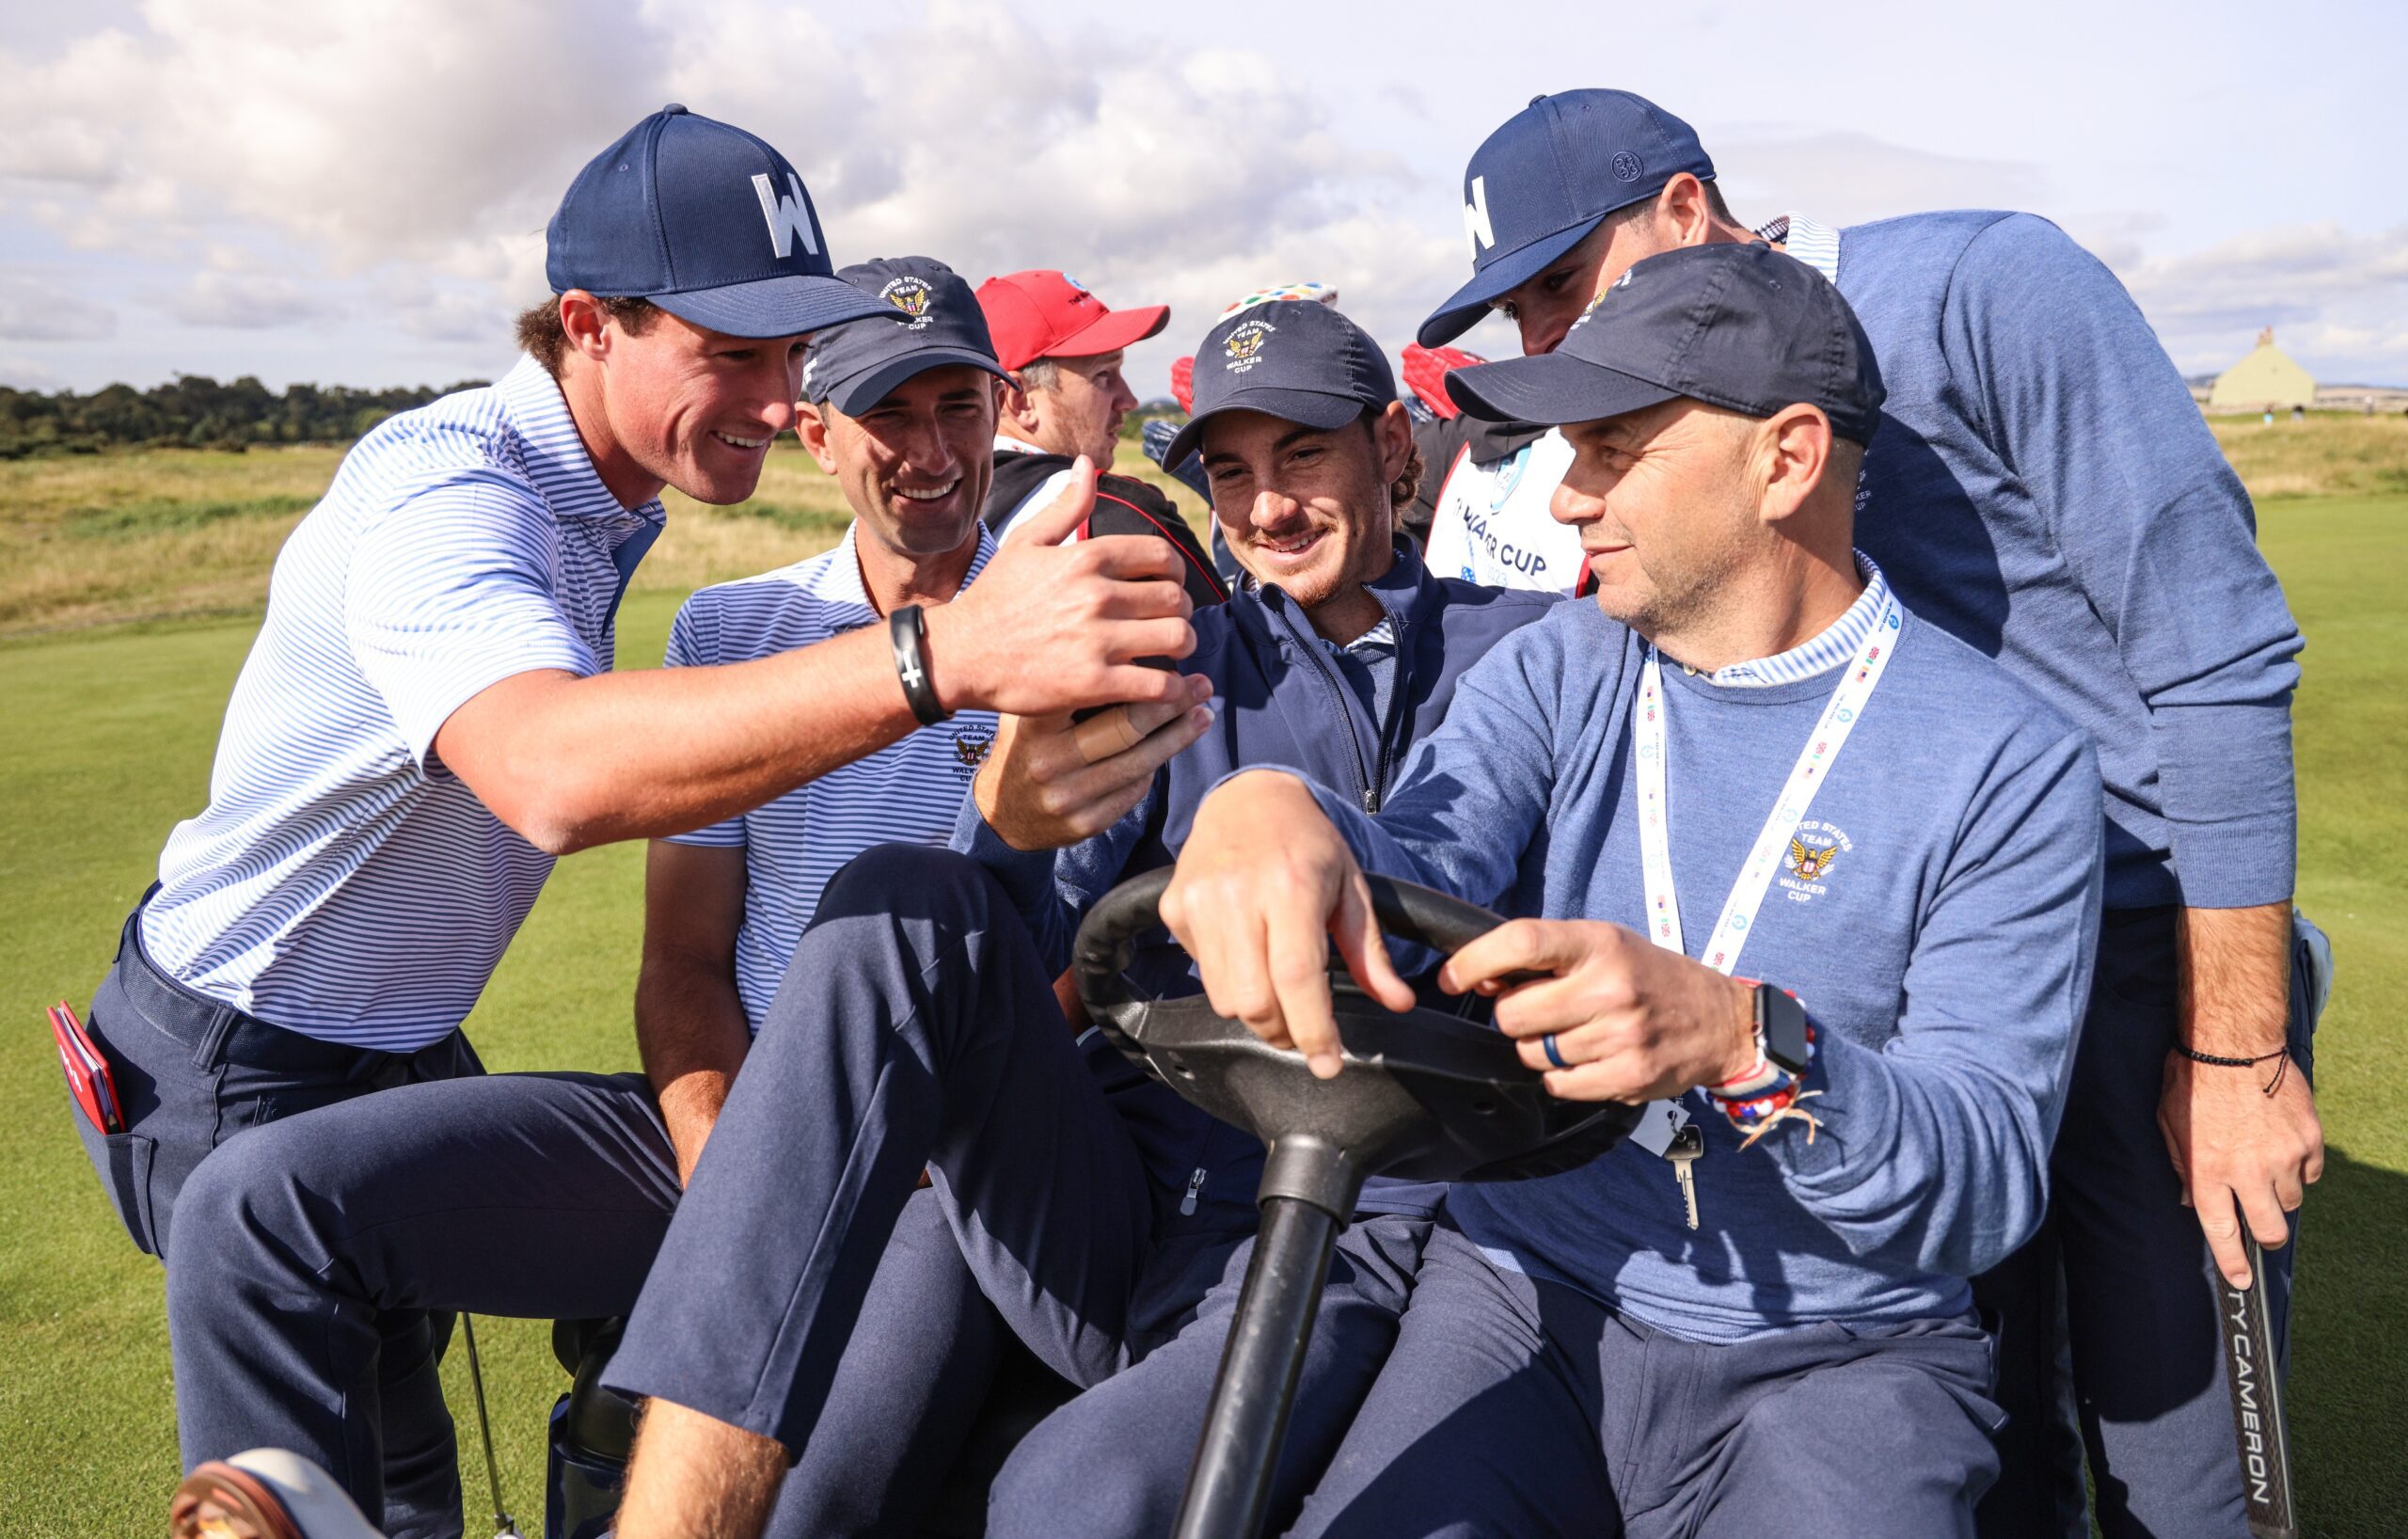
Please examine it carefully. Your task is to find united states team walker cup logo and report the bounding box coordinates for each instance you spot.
[880,277,935,330]
[951,728,993,778]
[1566,271,1633,338]
[1780,818,1854,900]
[1222,317,1275,373]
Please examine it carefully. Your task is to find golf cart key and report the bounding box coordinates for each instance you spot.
[1667,1122,1703,1230]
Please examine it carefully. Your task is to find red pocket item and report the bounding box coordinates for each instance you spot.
[50,1001,123,1134]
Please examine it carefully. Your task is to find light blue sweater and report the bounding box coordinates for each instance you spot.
[1840,211,2300,911]
[1291,598,2104,1341]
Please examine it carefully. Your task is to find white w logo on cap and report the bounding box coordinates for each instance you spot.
[1463,175,1497,258]
[751,172,820,260]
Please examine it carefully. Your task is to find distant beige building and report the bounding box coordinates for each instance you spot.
[2209,328,2318,412]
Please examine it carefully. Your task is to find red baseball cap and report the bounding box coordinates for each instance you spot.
[974,270,1170,372]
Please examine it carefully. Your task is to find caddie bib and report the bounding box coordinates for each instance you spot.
[1422,428,1583,595]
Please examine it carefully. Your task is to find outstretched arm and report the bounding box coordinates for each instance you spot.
[414,462,1197,853]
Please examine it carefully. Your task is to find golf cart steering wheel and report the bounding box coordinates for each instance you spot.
[1072,866,1641,1198]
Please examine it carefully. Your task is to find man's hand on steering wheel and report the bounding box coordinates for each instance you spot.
[1440,921,1759,1103]
[1160,770,1414,1080]
[1165,773,1760,1103]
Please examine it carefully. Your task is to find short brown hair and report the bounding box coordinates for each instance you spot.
[1362,407,1425,514]
[1609,177,1736,237]
[514,294,660,376]
[1701,178,1736,225]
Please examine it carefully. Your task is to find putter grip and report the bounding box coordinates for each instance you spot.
[2224,1233,2299,1538]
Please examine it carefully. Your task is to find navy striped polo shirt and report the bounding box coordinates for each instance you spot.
[141,357,665,1051]
[663,522,999,1028]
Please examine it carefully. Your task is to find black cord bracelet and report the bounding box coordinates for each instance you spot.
[2176,1044,2294,1097]
[888,604,950,727]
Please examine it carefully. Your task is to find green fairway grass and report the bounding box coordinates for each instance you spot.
[1,487,2401,1535]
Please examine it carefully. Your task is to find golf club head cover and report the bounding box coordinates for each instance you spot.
[1402,342,1486,420]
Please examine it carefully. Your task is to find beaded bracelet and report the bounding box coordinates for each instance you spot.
[2177,1043,2294,1097]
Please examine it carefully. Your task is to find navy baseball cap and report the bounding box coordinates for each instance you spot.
[800,257,1008,417]
[1446,244,1886,445]
[546,104,902,339]
[1418,89,1716,348]
[1162,299,1398,468]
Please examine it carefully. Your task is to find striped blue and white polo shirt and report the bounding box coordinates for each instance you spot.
[1686,552,1888,687]
[664,522,1000,1028]
[140,357,665,1051]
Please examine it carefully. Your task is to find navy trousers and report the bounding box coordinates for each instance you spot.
[987,1209,1430,1538]
[166,1069,677,1538]
[167,1052,1015,1539]
[71,906,478,1538]
[1974,906,2316,1539]
[1277,1221,2003,1539]
[607,845,1427,1531]
[768,1188,1017,1539]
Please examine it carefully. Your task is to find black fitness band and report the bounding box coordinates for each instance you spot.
[888,604,950,726]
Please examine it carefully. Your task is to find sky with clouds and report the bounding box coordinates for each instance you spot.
[1,0,2401,399]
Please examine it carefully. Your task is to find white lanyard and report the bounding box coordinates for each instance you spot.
[1625,593,1904,1153]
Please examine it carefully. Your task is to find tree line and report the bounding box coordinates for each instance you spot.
[0,374,489,458]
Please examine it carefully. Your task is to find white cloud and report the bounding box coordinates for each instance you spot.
[0,0,1463,388]
[0,2,2400,389]
[2121,222,2408,381]
[628,0,1450,373]
[174,270,342,329]
[15,1,661,265]
[1712,131,2049,230]
[385,278,514,343]
[0,355,64,389]
[0,275,115,340]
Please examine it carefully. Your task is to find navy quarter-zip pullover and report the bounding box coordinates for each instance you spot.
[954,541,1557,1214]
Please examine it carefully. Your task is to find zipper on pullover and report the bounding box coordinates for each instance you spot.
[1180,1167,1207,1216]
[1367,611,1413,802]
[1265,584,1407,814]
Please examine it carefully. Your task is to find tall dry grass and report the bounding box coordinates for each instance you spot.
[2208,412,2408,500]
[3,409,2391,638]
[0,436,1207,640]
